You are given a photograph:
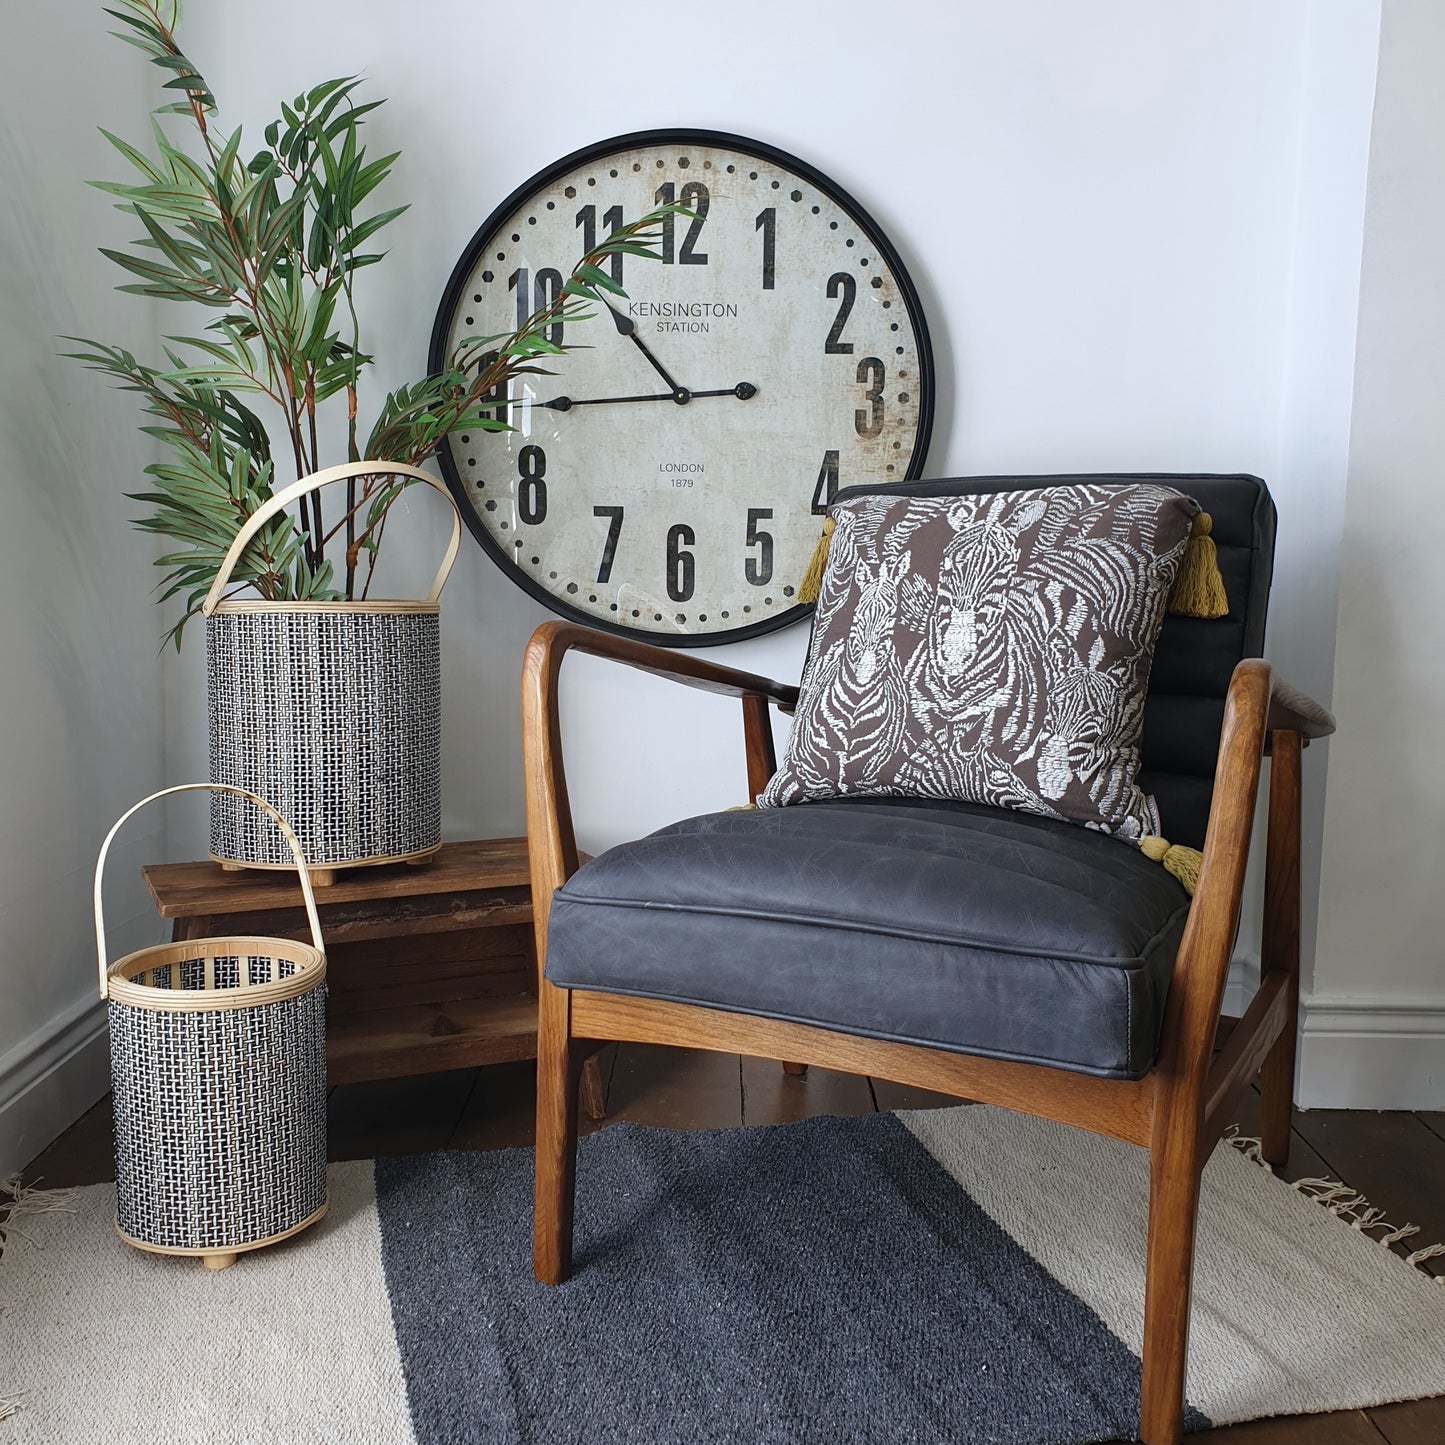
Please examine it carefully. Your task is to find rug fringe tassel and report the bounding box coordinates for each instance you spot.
[1225,1134,1445,1285]
[1,1177,78,1422]
[0,1174,80,1258]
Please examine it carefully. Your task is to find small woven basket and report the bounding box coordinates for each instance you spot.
[96,784,328,1271]
[201,462,461,876]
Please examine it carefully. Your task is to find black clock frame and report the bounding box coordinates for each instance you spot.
[428,126,936,648]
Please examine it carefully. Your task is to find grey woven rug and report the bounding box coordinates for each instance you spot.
[4,1105,1445,1443]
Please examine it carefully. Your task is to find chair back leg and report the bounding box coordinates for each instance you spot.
[1259,728,1303,1166]
[535,978,580,1284]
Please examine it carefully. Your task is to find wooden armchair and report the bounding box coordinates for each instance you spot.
[521,473,1334,1445]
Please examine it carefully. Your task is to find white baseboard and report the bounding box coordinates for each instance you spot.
[0,995,110,1178]
[1298,993,1445,1111]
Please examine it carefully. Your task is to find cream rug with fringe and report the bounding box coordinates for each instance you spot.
[2,1105,1443,1444]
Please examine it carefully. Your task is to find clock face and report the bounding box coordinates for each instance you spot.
[429,128,934,646]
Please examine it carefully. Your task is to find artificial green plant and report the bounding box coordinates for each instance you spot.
[67,0,675,647]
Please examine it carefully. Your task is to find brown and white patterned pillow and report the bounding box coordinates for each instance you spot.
[758,483,1199,838]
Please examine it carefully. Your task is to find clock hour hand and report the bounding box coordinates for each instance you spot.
[690,383,758,400]
[542,391,674,411]
[601,298,687,398]
[542,383,757,411]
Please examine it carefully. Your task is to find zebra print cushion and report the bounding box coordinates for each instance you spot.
[759,483,1199,839]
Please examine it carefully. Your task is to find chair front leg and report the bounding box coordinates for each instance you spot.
[1140,1094,1204,1445]
[534,977,580,1284]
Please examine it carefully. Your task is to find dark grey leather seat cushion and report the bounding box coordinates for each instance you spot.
[545,798,1190,1080]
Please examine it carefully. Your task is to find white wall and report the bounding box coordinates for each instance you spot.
[1306,0,1445,1109]
[0,2,167,1174]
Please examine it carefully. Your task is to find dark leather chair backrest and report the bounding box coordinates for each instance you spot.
[831,473,1276,850]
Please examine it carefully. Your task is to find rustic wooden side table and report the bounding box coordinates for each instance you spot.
[142,838,604,1114]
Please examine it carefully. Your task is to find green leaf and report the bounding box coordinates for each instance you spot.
[97,127,165,183]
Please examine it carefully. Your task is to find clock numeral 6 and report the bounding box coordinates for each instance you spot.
[811,450,840,515]
[825,272,855,354]
[655,181,710,265]
[594,505,624,584]
[856,357,886,438]
[518,445,547,525]
[666,523,696,602]
[745,508,774,586]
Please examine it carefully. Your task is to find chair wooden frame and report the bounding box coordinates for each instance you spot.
[522,619,1334,1445]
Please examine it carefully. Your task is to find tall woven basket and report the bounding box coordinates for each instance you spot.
[96,784,328,1271]
[200,461,461,879]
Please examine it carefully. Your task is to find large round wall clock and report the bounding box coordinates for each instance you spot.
[429,128,935,647]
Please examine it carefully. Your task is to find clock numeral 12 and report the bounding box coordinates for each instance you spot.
[594,505,624,584]
[575,204,624,286]
[811,450,840,515]
[655,182,710,265]
[666,523,696,602]
[754,208,776,291]
[518,445,547,525]
[745,508,774,585]
[856,357,886,438]
[825,272,855,354]
[508,267,564,345]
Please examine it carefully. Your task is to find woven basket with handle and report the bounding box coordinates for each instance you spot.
[201,461,460,875]
[97,784,328,1270]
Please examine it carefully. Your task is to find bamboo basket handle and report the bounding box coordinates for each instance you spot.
[95,784,325,1000]
[201,461,462,617]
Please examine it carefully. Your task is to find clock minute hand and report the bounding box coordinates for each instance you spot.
[602,298,686,396]
[542,383,758,411]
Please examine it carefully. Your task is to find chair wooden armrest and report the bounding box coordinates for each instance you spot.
[1160,660,1327,1152]
[1268,677,1335,740]
[521,621,798,902]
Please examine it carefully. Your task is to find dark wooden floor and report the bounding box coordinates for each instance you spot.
[18,1049,1445,1444]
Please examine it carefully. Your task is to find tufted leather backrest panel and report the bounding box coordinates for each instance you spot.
[830,472,1276,850]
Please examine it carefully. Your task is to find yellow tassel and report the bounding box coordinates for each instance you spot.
[1167,511,1229,619]
[1139,835,1203,895]
[798,516,836,604]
